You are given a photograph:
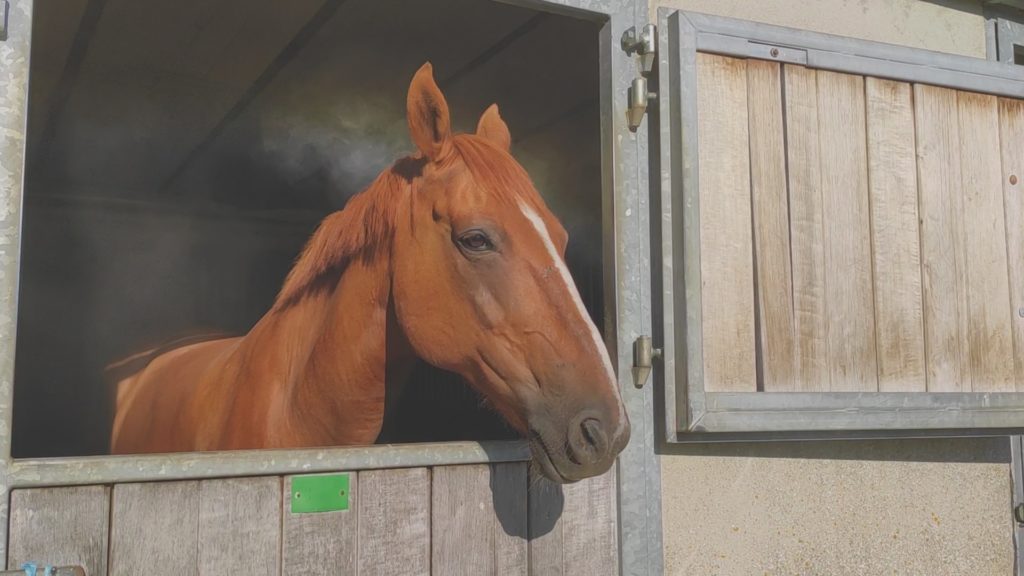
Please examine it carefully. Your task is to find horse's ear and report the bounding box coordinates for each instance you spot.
[407,62,452,161]
[476,104,511,151]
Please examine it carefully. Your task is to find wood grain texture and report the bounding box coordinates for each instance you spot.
[747,59,796,391]
[198,477,281,576]
[492,462,529,574]
[282,473,357,575]
[958,92,1016,392]
[561,466,618,576]
[914,84,971,392]
[865,77,926,392]
[110,481,200,576]
[431,463,527,575]
[816,70,878,392]
[8,486,110,575]
[358,468,430,576]
[998,97,1024,391]
[528,470,564,576]
[783,64,829,391]
[528,465,617,576]
[696,52,757,392]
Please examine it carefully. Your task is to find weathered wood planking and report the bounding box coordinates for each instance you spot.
[865,77,926,392]
[561,466,618,576]
[957,92,1016,392]
[491,462,529,573]
[999,97,1024,391]
[431,463,528,575]
[198,477,281,576]
[358,468,430,576]
[696,53,757,392]
[747,59,796,391]
[816,70,878,392]
[8,486,110,575]
[528,471,564,576]
[914,85,971,392]
[282,473,357,575]
[783,64,829,392]
[529,465,618,576]
[110,481,200,576]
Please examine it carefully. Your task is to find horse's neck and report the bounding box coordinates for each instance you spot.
[234,256,414,447]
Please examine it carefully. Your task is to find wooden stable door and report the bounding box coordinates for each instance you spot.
[6,464,618,576]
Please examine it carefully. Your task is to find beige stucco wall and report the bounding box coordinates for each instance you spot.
[651,0,988,57]
[661,439,1013,575]
[652,2,1014,574]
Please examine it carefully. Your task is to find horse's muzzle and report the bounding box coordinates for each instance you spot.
[528,407,630,483]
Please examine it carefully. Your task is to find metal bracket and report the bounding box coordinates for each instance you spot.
[0,0,9,42]
[632,335,662,389]
[621,24,658,132]
[621,23,657,74]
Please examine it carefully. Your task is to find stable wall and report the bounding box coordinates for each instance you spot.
[651,1,1016,574]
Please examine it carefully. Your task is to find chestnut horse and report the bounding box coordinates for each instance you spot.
[110,63,629,482]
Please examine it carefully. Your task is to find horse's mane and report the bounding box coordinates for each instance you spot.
[273,134,544,310]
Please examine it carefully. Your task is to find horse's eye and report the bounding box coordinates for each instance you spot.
[457,231,494,253]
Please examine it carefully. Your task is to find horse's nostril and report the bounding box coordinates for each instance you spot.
[581,418,605,451]
[567,416,609,466]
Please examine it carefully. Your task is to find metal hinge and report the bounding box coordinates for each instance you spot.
[0,0,10,42]
[621,23,657,131]
[0,565,85,576]
[632,334,662,389]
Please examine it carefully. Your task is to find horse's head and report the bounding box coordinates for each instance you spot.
[391,63,629,483]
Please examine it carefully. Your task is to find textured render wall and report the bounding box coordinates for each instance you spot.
[661,439,1013,575]
[652,2,1012,574]
[651,0,988,57]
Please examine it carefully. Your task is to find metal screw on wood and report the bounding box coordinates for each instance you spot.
[770,47,780,57]
[1011,174,1019,186]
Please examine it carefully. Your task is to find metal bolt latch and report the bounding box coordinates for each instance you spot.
[626,77,657,132]
[632,335,662,389]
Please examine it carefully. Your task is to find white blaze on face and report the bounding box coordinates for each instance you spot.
[517,199,627,437]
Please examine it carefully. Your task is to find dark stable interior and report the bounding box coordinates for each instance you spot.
[14,0,603,457]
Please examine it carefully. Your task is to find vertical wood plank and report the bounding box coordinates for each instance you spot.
[783,64,829,391]
[561,467,618,576]
[492,462,529,575]
[958,91,1016,392]
[697,52,757,392]
[528,465,618,576]
[432,465,495,574]
[865,77,927,392]
[999,97,1024,391]
[110,481,199,576]
[528,469,564,576]
[358,468,430,576]
[914,84,971,392]
[817,70,878,392]
[747,59,796,391]
[198,477,281,576]
[282,473,357,575]
[431,463,527,575]
[8,486,110,575]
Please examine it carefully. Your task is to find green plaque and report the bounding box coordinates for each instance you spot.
[291,473,350,513]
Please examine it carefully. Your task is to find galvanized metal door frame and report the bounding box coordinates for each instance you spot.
[0,0,663,574]
[1011,435,1024,576]
[654,9,1024,442]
